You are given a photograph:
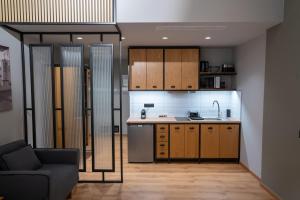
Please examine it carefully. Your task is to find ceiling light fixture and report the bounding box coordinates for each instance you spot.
[121,37,126,40]
[76,37,83,40]
[205,36,212,40]
[162,36,168,40]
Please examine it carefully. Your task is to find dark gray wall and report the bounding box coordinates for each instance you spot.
[262,1,300,199]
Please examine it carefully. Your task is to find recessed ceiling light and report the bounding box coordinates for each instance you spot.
[162,36,168,40]
[76,37,83,40]
[205,36,212,40]
[121,36,126,40]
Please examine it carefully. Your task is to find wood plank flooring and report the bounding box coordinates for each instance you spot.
[72,136,275,200]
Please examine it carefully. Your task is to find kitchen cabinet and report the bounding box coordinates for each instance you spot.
[146,49,164,90]
[156,124,169,159]
[200,124,240,159]
[201,124,220,158]
[129,49,147,90]
[184,124,199,158]
[170,124,185,158]
[181,49,199,90]
[219,124,239,158]
[165,49,182,90]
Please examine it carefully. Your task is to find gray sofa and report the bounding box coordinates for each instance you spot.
[0,140,79,200]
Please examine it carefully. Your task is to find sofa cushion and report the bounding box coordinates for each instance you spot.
[0,140,26,170]
[2,146,42,170]
[38,164,78,200]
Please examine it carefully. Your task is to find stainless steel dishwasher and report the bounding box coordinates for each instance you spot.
[127,124,154,163]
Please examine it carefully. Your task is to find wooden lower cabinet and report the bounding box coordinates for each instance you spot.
[184,124,199,158]
[170,124,185,158]
[201,124,220,158]
[200,124,240,159]
[156,124,169,159]
[219,124,239,158]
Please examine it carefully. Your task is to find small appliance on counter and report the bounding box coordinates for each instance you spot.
[200,60,209,72]
[141,109,146,119]
[188,112,204,120]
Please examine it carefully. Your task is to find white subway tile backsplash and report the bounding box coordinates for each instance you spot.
[129,91,241,119]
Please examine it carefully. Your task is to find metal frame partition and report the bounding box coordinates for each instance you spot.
[1,24,124,183]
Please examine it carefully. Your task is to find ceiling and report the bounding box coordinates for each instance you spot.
[8,21,278,60]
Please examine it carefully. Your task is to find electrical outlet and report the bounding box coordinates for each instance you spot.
[144,103,154,108]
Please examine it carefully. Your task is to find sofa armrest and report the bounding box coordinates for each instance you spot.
[34,148,80,166]
[0,170,50,200]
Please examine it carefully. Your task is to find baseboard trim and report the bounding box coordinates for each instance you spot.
[240,163,281,200]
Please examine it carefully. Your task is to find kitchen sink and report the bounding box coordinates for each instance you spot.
[175,117,190,122]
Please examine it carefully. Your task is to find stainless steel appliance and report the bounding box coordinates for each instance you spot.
[128,124,154,162]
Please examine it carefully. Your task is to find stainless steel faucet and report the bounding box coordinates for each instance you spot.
[213,100,221,119]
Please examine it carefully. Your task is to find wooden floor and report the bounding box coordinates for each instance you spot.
[72,136,275,200]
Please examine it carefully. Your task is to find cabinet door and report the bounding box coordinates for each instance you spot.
[219,124,240,158]
[170,124,185,158]
[201,124,220,158]
[146,49,163,90]
[184,124,199,158]
[129,49,147,90]
[165,49,182,90]
[181,49,199,90]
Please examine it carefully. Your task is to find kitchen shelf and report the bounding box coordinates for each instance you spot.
[199,88,237,91]
[200,72,237,76]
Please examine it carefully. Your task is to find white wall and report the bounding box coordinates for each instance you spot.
[117,0,284,23]
[235,33,266,177]
[129,91,241,120]
[262,0,300,199]
[0,28,24,145]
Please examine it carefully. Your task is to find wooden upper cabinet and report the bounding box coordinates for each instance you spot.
[184,124,199,158]
[181,49,199,90]
[170,124,185,158]
[146,49,163,90]
[129,49,147,90]
[201,124,220,158]
[219,124,240,158]
[165,49,182,90]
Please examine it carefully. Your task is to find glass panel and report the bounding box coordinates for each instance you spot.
[90,45,113,170]
[31,46,54,148]
[61,45,85,170]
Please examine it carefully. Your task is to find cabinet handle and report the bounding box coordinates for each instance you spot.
[175,127,180,130]
[189,127,195,130]
[135,85,140,88]
[227,127,232,130]
[152,85,157,88]
[208,127,213,130]
[160,135,165,138]
[171,85,175,88]
[160,127,165,130]
[160,152,165,155]
[160,144,165,147]
[188,85,192,89]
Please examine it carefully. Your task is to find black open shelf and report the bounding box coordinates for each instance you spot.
[200,72,237,76]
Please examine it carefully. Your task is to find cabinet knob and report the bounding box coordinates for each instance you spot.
[152,85,157,88]
[171,85,175,88]
[135,85,140,88]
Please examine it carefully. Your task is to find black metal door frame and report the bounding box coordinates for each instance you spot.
[13,29,124,183]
